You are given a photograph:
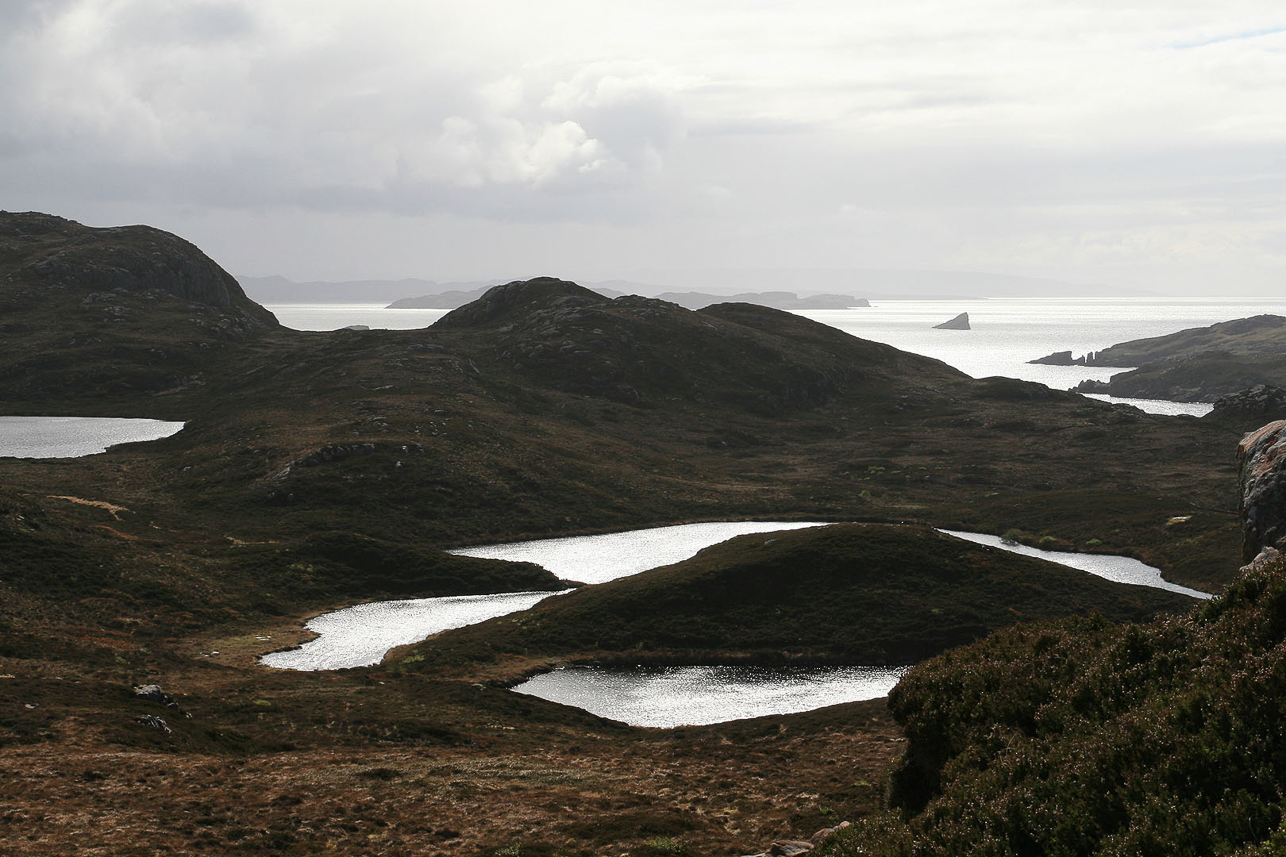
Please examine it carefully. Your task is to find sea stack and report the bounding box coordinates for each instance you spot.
[934,312,970,330]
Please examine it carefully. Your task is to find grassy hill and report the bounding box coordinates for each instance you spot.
[400,524,1198,670]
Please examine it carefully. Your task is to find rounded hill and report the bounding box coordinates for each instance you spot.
[398,523,1198,669]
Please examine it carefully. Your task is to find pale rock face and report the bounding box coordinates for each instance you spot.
[1238,419,1286,567]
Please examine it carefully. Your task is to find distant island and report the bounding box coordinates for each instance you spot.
[389,288,869,311]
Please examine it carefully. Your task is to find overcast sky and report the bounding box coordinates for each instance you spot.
[3,1,1284,294]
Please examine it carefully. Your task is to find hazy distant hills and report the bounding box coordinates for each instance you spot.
[237,267,1144,305]
[390,286,869,311]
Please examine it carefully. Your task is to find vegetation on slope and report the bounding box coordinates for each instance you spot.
[399,524,1197,670]
[820,555,1286,857]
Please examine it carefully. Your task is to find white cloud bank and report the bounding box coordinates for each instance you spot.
[2,0,1283,291]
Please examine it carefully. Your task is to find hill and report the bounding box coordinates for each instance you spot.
[400,523,1198,671]
[0,212,277,411]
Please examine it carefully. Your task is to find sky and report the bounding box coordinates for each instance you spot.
[3,0,1284,294]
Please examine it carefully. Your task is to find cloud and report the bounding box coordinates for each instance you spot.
[0,1,689,221]
[1170,25,1286,49]
[2,1,1283,291]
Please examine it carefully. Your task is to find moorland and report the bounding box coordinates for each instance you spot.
[2,211,1283,856]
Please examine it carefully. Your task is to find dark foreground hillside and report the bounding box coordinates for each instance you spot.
[816,420,1286,856]
[817,553,1286,857]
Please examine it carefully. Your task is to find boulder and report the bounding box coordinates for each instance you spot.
[1238,419,1286,568]
[132,683,179,709]
[934,312,970,330]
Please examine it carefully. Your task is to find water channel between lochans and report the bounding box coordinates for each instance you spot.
[260,522,1213,727]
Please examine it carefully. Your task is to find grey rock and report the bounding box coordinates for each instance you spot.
[769,841,815,856]
[135,714,172,734]
[810,821,851,844]
[1238,419,1286,568]
[133,684,178,708]
[1209,385,1286,426]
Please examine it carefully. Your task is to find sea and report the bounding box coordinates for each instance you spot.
[267,297,1286,416]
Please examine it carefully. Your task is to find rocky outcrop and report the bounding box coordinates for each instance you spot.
[934,312,970,330]
[1037,315,1286,401]
[1030,350,1102,366]
[740,822,851,857]
[1238,420,1286,568]
[1207,385,1286,428]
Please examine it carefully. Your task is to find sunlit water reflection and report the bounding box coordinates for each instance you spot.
[260,591,558,671]
[938,529,1212,599]
[449,521,829,584]
[0,416,184,458]
[264,522,828,670]
[512,664,910,728]
[264,523,1208,728]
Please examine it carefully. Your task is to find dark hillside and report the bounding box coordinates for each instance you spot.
[820,554,1286,857]
[401,524,1197,670]
[433,276,963,413]
[0,212,277,412]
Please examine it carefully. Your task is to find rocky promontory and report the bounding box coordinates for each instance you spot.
[1036,315,1286,401]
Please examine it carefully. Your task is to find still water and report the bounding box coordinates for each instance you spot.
[265,523,1193,673]
[449,520,828,584]
[266,303,449,331]
[260,590,557,671]
[512,664,910,728]
[797,297,1286,389]
[264,522,829,670]
[938,529,1212,600]
[0,416,185,458]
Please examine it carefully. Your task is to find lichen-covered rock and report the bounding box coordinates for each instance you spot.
[1238,419,1286,567]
